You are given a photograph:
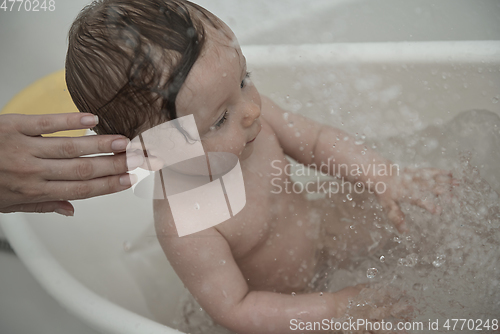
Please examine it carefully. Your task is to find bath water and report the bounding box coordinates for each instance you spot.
[171,110,500,333]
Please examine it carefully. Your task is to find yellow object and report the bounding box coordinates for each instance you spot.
[0,69,86,137]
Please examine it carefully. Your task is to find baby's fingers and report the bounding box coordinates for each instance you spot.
[386,201,407,233]
[415,197,442,215]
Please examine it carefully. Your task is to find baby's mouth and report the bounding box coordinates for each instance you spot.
[246,136,256,144]
[246,121,262,144]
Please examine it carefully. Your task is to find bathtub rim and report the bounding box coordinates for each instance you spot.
[0,213,181,334]
[242,40,500,65]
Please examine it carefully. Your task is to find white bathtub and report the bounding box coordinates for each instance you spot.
[1,0,500,333]
[2,40,500,333]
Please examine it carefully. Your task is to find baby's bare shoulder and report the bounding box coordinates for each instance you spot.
[259,95,322,165]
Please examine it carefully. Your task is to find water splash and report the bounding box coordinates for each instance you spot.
[366,268,378,279]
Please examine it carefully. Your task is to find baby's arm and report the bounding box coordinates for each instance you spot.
[261,96,456,232]
[261,96,392,186]
[154,200,361,334]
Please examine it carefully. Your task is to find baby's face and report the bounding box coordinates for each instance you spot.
[175,24,262,161]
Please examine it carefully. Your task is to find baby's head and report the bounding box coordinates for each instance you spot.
[66,0,261,160]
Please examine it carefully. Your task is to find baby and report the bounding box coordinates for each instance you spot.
[65,1,455,332]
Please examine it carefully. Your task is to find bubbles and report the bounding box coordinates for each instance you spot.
[354,133,366,145]
[432,254,446,268]
[366,268,378,279]
[379,255,386,263]
[398,253,418,267]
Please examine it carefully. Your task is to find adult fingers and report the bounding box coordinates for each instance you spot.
[41,173,137,201]
[40,153,144,181]
[1,201,74,216]
[32,134,130,159]
[15,113,99,136]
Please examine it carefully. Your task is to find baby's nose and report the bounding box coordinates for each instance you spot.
[242,101,261,128]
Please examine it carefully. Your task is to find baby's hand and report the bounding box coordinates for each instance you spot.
[376,167,458,233]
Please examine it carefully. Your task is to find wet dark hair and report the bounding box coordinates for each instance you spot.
[65,0,222,139]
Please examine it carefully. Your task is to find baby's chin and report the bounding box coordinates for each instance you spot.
[239,141,256,161]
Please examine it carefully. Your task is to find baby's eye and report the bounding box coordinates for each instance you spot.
[240,71,251,89]
[211,110,228,130]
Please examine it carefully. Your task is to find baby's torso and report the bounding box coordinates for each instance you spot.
[214,118,326,293]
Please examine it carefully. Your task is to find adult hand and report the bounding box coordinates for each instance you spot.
[0,113,143,216]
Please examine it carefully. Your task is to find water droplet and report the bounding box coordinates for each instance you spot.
[492,96,499,104]
[366,268,378,278]
[222,72,227,77]
[432,254,446,267]
[319,292,324,296]
[346,194,353,201]
[379,255,386,262]
[219,260,226,265]
[361,151,366,155]
[194,202,200,210]
[354,139,364,145]
[291,292,296,296]
[123,241,131,252]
